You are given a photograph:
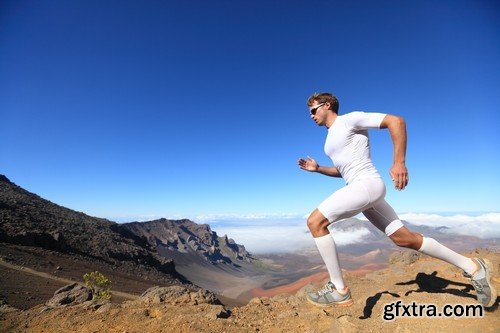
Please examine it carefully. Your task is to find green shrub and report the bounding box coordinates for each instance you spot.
[83,271,112,301]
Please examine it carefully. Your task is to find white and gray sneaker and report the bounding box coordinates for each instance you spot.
[463,258,497,307]
[306,282,354,307]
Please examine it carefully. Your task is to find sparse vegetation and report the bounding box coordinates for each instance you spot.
[83,271,112,300]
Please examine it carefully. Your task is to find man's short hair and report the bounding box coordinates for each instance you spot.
[307,93,339,114]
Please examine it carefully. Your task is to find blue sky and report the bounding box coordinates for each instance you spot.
[1,0,499,224]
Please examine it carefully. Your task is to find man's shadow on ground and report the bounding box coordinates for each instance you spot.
[397,271,474,297]
[359,271,498,319]
[359,291,400,319]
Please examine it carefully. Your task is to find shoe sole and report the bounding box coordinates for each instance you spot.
[481,258,497,308]
[306,297,354,308]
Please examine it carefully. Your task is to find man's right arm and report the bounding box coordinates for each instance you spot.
[298,157,342,178]
[316,165,342,177]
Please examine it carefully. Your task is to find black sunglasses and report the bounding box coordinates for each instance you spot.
[310,103,325,116]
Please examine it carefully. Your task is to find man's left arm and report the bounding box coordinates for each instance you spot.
[380,115,409,190]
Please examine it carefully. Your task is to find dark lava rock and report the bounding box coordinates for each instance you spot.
[45,283,92,308]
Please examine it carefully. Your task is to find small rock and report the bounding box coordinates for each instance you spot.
[140,286,221,305]
[45,283,92,308]
[389,251,421,265]
[205,305,231,320]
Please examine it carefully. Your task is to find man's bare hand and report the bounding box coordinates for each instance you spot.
[389,162,409,190]
[298,156,319,172]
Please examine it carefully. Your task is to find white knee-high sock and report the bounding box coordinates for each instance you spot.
[418,237,477,275]
[314,233,346,290]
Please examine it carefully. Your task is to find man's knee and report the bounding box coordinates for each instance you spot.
[307,210,330,234]
[307,216,327,231]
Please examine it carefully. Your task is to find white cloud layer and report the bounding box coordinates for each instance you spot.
[400,212,500,239]
[210,219,372,254]
[211,212,500,253]
[212,224,313,254]
[110,212,499,253]
[331,228,372,246]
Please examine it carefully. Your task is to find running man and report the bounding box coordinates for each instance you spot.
[298,92,496,308]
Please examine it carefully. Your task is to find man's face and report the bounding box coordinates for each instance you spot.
[309,101,328,126]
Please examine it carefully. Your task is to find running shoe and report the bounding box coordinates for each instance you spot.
[306,281,354,307]
[463,258,497,307]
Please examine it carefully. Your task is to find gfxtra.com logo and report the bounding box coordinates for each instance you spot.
[383,300,483,321]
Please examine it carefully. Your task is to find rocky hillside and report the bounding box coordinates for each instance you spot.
[0,175,176,276]
[122,219,254,267]
[1,248,498,332]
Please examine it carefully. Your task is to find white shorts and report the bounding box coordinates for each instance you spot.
[317,177,404,236]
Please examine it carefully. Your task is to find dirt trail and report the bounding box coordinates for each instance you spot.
[0,259,138,300]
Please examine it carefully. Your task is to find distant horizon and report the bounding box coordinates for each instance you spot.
[3,173,498,222]
[107,210,500,223]
[3,172,500,223]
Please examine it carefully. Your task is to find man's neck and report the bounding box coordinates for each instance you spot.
[325,113,338,129]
